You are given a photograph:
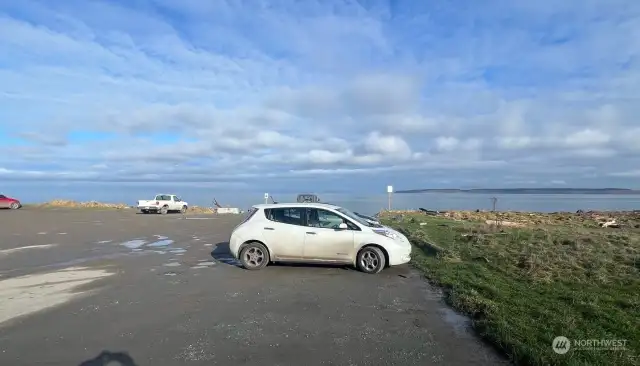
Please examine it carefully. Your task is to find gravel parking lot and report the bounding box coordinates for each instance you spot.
[0,208,507,366]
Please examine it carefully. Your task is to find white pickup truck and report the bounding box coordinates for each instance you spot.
[137,194,188,214]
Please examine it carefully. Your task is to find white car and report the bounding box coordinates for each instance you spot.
[228,203,412,274]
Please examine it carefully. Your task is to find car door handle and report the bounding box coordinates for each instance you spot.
[306,232,316,235]
[264,227,275,230]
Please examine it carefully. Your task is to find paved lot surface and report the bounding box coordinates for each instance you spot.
[0,208,507,366]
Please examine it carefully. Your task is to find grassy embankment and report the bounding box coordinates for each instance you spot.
[380,210,639,366]
[28,199,216,213]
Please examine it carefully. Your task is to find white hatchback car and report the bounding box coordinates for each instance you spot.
[229,203,412,274]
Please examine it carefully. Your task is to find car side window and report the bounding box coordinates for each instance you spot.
[265,207,305,226]
[306,208,358,230]
[0,195,5,199]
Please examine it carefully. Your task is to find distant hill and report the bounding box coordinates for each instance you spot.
[395,188,640,195]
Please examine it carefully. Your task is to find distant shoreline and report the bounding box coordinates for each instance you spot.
[395,188,640,195]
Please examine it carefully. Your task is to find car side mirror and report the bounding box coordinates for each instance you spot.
[338,222,348,230]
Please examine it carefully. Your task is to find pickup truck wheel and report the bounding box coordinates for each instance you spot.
[159,206,168,215]
[181,205,187,214]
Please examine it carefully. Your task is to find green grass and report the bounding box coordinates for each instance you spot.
[381,213,639,366]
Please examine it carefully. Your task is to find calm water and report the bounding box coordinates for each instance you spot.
[8,184,640,216]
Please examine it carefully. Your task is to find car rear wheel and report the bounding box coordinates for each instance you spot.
[9,202,19,210]
[159,206,168,215]
[239,242,270,270]
[356,246,386,274]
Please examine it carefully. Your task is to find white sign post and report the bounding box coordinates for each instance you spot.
[264,193,269,204]
[387,185,393,210]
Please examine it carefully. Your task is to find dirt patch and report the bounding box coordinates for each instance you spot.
[0,266,115,326]
[0,244,57,256]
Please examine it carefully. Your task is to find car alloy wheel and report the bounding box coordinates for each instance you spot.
[240,242,270,270]
[356,246,386,274]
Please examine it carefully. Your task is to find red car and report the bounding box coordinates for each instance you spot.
[0,194,22,209]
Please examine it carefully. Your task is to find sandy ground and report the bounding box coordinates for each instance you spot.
[0,208,507,366]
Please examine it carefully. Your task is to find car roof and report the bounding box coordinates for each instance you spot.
[252,202,341,210]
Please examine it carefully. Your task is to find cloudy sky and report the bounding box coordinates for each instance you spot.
[1,0,639,201]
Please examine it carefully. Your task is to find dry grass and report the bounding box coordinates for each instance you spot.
[35,199,130,209]
[32,199,216,214]
[380,210,640,366]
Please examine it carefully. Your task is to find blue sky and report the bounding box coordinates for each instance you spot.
[1,0,640,201]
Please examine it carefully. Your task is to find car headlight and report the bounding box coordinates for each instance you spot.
[373,229,400,240]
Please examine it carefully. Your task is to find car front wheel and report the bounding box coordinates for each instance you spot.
[239,242,270,270]
[9,202,20,210]
[356,246,386,274]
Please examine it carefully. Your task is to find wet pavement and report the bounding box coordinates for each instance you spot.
[0,208,508,366]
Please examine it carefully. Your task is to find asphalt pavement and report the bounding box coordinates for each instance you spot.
[0,208,508,366]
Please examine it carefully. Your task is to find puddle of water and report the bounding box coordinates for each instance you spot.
[148,240,174,247]
[121,240,146,249]
[191,266,207,269]
[181,217,215,220]
[175,253,184,256]
[164,272,177,276]
[57,233,67,235]
[153,250,168,254]
[37,232,47,235]
[214,255,242,267]
[32,252,138,272]
[154,235,168,240]
[197,261,216,266]
[96,240,112,244]
[170,249,186,254]
[439,307,471,337]
[204,244,213,247]
[163,262,181,267]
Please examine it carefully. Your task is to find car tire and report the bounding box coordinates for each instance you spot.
[159,206,168,215]
[239,242,270,270]
[9,202,20,210]
[141,209,149,214]
[181,205,187,214]
[356,246,386,274]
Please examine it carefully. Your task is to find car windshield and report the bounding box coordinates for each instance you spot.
[336,207,378,227]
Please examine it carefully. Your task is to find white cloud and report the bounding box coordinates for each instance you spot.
[1,0,639,191]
